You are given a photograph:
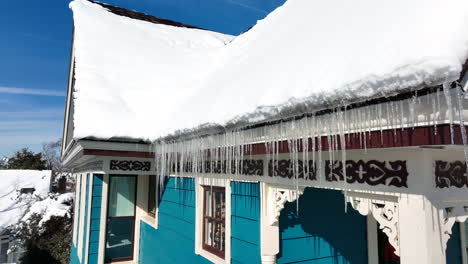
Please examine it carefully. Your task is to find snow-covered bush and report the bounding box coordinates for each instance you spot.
[13,193,74,264]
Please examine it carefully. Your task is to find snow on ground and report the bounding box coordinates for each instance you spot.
[0,170,51,232]
[70,0,468,140]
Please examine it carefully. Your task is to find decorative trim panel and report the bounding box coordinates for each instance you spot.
[267,160,316,180]
[266,185,304,225]
[110,160,151,171]
[325,160,408,187]
[441,205,468,252]
[179,160,263,176]
[435,161,468,188]
[347,195,400,255]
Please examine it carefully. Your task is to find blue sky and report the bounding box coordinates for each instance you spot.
[0,0,285,157]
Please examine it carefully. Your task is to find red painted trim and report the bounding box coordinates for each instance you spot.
[247,124,465,155]
[82,149,155,158]
[69,125,464,161]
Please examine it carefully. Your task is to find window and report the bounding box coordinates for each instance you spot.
[0,237,8,263]
[147,175,156,217]
[105,175,137,262]
[202,186,226,259]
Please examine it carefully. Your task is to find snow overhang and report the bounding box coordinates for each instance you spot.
[69,0,468,142]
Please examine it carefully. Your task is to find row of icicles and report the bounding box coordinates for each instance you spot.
[152,82,468,195]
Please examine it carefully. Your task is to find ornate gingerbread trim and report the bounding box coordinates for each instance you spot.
[325,160,408,187]
[266,185,304,225]
[179,160,263,176]
[347,195,400,255]
[110,160,151,171]
[267,160,316,180]
[435,161,468,188]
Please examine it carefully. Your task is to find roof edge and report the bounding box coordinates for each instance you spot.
[88,0,210,31]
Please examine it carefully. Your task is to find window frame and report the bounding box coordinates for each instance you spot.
[195,178,231,264]
[461,222,467,264]
[201,186,226,259]
[104,175,138,263]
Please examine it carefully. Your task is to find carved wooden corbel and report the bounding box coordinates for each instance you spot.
[346,194,400,255]
[266,185,304,226]
[441,205,468,251]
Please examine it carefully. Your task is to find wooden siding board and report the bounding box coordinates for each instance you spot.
[160,190,196,207]
[231,216,260,245]
[158,201,195,223]
[87,174,103,264]
[230,182,261,264]
[231,237,260,264]
[232,195,260,220]
[139,177,212,264]
[277,188,368,264]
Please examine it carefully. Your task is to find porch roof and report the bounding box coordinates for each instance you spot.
[69,0,468,142]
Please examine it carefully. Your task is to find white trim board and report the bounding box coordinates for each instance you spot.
[97,174,109,264]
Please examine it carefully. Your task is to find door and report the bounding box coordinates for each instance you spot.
[105,175,137,262]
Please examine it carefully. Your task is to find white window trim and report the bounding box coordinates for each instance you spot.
[72,173,81,245]
[77,173,87,262]
[97,174,109,264]
[461,222,467,264]
[367,216,379,264]
[84,173,94,264]
[195,177,231,264]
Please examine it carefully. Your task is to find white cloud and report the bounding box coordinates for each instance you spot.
[0,86,65,96]
[0,120,59,131]
[0,109,64,119]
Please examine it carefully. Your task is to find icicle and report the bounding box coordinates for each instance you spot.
[455,86,468,165]
[430,93,437,135]
[399,100,405,131]
[443,82,455,144]
[435,88,442,135]
[378,104,383,145]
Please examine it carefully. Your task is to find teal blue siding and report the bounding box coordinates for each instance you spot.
[81,174,90,261]
[277,188,368,264]
[446,223,462,264]
[88,174,104,264]
[139,177,211,264]
[231,182,261,264]
[70,243,80,264]
[69,174,103,264]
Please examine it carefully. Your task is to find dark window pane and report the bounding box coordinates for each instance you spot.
[377,227,400,264]
[148,175,156,216]
[108,176,136,217]
[105,217,134,261]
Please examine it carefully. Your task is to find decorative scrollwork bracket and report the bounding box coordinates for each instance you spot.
[441,204,468,252]
[265,185,304,226]
[346,193,400,256]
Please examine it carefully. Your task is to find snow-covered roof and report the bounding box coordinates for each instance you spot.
[0,170,51,232]
[70,0,468,141]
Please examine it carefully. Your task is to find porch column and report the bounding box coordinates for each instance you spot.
[398,195,447,264]
[260,183,279,264]
[260,183,304,264]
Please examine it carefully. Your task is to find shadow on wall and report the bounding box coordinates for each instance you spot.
[278,188,367,264]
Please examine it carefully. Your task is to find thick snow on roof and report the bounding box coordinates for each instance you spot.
[70,0,468,140]
[0,170,51,232]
